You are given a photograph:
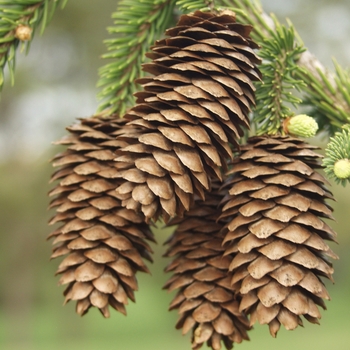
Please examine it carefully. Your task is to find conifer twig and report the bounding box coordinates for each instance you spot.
[96,0,175,117]
[0,0,68,89]
[253,17,305,135]
[217,0,350,136]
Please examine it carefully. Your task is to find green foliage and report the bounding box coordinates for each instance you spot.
[175,0,209,12]
[253,19,306,135]
[96,0,175,117]
[0,0,67,89]
[1,0,350,186]
[323,125,350,186]
[299,59,350,135]
[219,1,350,134]
[216,0,350,186]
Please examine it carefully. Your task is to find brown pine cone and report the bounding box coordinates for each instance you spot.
[48,115,155,317]
[114,10,261,222]
[220,135,338,337]
[164,182,251,350]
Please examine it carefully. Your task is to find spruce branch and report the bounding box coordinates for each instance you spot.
[216,0,350,134]
[299,58,350,135]
[253,18,306,135]
[0,0,68,89]
[96,0,175,117]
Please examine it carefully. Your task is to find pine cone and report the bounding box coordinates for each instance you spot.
[164,182,251,350]
[48,116,155,317]
[114,10,261,222]
[220,135,338,337]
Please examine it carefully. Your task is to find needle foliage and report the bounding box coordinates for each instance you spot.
[1,0,350,184]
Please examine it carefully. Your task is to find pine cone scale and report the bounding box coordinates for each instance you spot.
[114,10,260,221]
[221,135,337,336]
[48,116,155,317]
[164,181,252,350]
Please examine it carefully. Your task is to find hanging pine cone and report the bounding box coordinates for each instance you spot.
[114,10,261,222]
[48,115,155,317]
[220,135,338,337]
[164,181,251,350]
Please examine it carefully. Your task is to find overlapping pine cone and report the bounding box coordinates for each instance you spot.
[113,10,261,222]
[219,135,338,337]
[48,115,155,317]
[164,182,250,350]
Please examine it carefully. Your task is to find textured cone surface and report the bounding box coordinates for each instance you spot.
[48,116,155,317]
[114,10,261,222]
[220,135,337,336]
[164,182,251,350]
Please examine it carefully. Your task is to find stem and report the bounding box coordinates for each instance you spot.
[270,51,287,129]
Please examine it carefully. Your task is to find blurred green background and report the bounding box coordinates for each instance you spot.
[0,1,349,349]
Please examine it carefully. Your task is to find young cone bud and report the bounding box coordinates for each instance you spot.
[323,125,350,185]
[114,10,261,222]
[284,114,318,138]
[334,158,350,179]
[220,135,337,337]
[48,116,155,317]
[164,181,251,350]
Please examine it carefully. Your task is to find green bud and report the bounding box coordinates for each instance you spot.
[334,159,350,179]
[285,114,319,137]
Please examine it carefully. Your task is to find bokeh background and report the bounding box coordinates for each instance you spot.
[0,1,349,349]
